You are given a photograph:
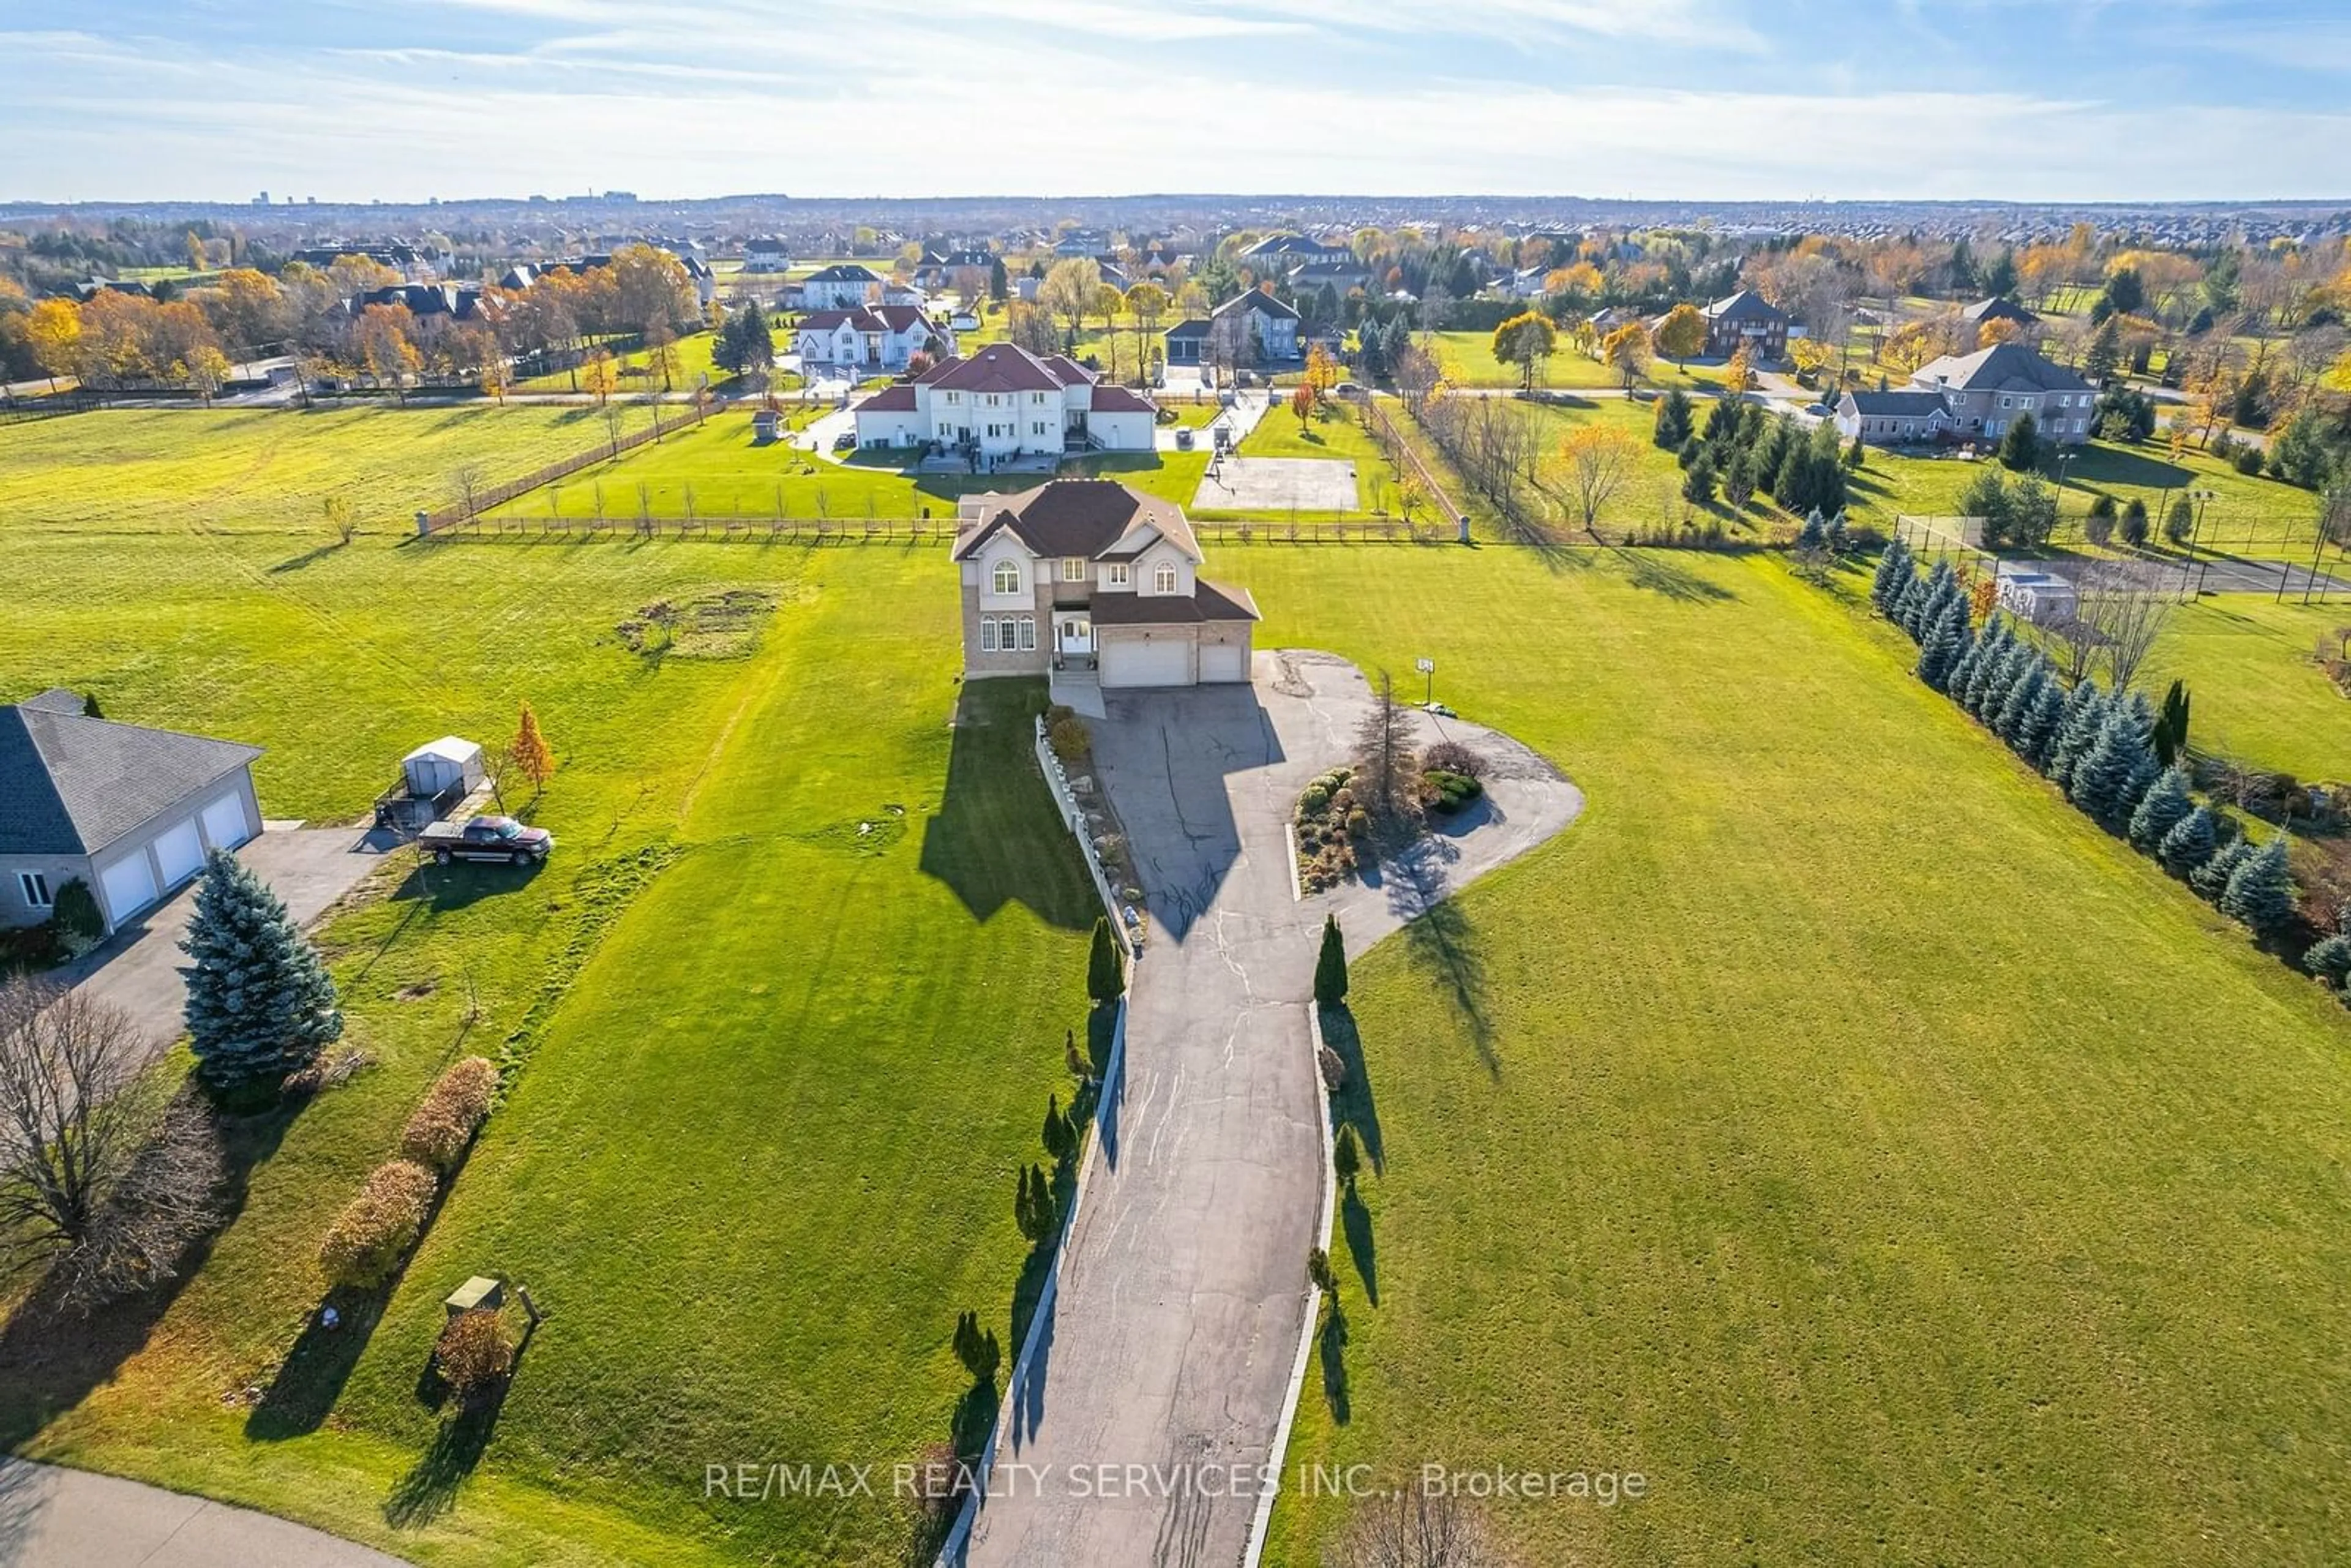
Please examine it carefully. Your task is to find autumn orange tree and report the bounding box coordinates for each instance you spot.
[511,703,556,795]
[1600,322,1650,389]
[581,349,618,405]
[1652,302,1707,366]
[1725,343,1756,394]
[1559,424,1641,534]
[1304,341,1340,401]
[1290,383,1314,429]
[1490,310,1557,391]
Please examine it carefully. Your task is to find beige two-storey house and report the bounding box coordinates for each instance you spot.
[951,480,1258,688]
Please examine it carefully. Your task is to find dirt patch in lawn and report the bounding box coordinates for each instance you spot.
[617,588,778,659]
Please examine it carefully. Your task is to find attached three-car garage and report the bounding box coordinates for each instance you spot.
[2,688,266,934]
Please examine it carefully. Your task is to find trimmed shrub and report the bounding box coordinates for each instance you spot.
[2120,497,2150,547]
[318,1160,437,1288]
[1420,740,1484,780]
[434,1307,516,1404]
[1423,770,1483,814]
[50,877,104,956]
[1047,714,1089,765]
[399,1056,498,1171]
[1314,913,1349,1008]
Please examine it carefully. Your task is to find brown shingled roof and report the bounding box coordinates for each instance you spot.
[951,479,1200,565]
[1090,579,1260,625]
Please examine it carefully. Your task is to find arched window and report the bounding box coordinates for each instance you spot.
[992,560,1022,595]
[1153,560,1177,594]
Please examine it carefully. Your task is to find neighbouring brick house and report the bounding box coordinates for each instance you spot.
[1698,288,1793,359]
[951,481,1258,688]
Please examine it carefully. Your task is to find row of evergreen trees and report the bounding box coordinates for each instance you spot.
[1871,538,2318,956]
[1655,393,1853,518]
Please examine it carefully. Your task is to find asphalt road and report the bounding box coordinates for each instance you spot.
[958,651,1581,1567]
[0,1460,409,1567]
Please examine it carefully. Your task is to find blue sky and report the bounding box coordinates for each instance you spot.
[4,0,2347,203]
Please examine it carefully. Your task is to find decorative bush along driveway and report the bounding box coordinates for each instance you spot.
[960,650,1580,1567]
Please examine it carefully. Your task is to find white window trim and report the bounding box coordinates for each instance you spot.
[18,871,52,908]
[1017,615,1036,651]
[1153,561,1178,594]
[1062,558,1087,582]
[991,560,1021,595]
[980,617,999,653]
[1105,562,1130,588]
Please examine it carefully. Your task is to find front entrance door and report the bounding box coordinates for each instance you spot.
[1059,617,1093,656]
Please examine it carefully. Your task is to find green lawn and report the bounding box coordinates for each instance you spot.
[1427,330,1727,392]
[1236,401,1394,512]
[2137,596,2351,781]
[0,527,1097,1566]
[1233,546,2351,1566]
[0,406,613,535]
[476,408,1210,523]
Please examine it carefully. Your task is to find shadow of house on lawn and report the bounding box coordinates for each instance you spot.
[920,680,1100,933]
[0,1087,299,1452]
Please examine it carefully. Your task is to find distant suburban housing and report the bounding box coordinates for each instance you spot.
[913,247,996,290]
[1836,340,2096,447]
[1,689,262,934]
[1696,289,1793,359]
[743,236,792,272]
[951,480,1259,687]
[792,305,953,373]
[1242,233,1354,269]
[850,342,1157,457]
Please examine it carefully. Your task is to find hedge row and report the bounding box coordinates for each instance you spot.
[318,1056,497,1289]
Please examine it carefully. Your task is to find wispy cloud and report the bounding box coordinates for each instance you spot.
[2,1,2346,201]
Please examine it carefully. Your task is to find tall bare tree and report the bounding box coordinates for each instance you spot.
[1337,1488,1508,1568]
[2074,560,2178,691]
[1352,671,1422,833]
[0,981,222,1310]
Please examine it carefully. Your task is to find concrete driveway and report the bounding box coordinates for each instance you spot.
[959,651,1581,1567]
[0,1459,409,1567]
[56,827,393,1056]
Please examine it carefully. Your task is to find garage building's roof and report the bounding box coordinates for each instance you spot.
[0,696,262,857]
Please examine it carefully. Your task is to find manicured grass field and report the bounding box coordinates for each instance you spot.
[0,405,613,535]
[479,410,1210,523]
[511,328,731,396]
[1427,329,1728,392]
[2138,596,2351,781]
[0,526,1097,1565]
[1236,546,2351,1566]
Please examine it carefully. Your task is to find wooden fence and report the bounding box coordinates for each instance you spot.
[415,404,709,533]
[1358,394,1468,534]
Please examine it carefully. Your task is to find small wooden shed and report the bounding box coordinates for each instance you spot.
[403,737,486,800]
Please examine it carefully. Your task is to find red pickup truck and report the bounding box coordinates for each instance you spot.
[419,816,554,866]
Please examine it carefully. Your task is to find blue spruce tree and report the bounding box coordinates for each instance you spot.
[2017,670,2069,767]
[2190,835,2255,902]
[2069,697,2158,828]
[1994,659,2047,748]
[1870,536,1914,613]
[2045,680,2110,789]
[1918,595,1973,691]
[2219,838,2297,934]
[182,849,343,1096]
[2158,805,2221,878]
[2127,767,2195,852]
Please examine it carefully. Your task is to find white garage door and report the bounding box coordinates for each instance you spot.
[201,792,252,852]
[1100,638,1191,688]
[154,818,206,889]
[1199,642,1249,683]
[99,853,159,924]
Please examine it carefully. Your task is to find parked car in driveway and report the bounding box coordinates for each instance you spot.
[832,429,858,452]
[420,816,553,866]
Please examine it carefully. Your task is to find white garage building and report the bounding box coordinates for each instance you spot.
[1,689,264,934]
[951,480,1258,688]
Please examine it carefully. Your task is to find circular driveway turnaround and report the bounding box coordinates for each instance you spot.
[959,651,1582,1567]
